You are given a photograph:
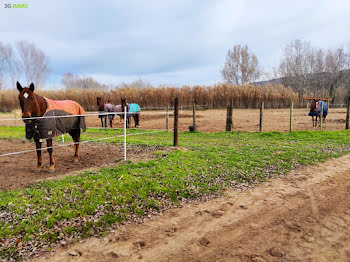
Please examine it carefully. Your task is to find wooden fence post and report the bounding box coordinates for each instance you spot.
[259,102,264,132]
[226,100,233,131]
[173,97,179,147]
[290,101,293,132]
[166,105,169,131]
[192,102,196,128]
[320,103,323,131]
[346,101,350,130]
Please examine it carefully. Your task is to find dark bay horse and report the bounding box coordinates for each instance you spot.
[17,82,86,172]
[96,97,122,128]
[121,98,141,128]
[308,99,319,128]
[308,99,328,127]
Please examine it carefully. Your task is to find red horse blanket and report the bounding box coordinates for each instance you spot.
[33,98,86,139]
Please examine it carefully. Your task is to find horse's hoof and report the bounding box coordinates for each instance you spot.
[48,166,55,173]
[74,158,79,163]
[35,166,42,173]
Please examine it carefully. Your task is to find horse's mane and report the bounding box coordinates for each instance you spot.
[31,92,47,117]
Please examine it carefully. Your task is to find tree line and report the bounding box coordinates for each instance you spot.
[222,40,350,104]
[1,39,350,106]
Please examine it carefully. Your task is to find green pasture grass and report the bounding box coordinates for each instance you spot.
[1,126,350,259]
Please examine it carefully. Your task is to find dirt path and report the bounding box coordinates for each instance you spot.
[34,155,350,262]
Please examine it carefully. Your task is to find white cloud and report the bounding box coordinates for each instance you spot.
[1,0,350,86]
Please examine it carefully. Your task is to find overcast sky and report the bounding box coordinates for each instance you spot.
[1,0,350,87]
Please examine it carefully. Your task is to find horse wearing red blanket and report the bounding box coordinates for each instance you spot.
[17,82,86,172]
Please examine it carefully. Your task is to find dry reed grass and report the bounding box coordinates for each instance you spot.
[0,83,300,112]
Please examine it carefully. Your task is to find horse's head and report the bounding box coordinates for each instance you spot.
[17,82,39,139]
[97,96,104,111]
[310,99,317,112]
[17,82,38,119]
[121,98,127,111]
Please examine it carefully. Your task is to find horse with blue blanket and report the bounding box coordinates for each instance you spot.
[308,99,328,127]
[121,98,141,128]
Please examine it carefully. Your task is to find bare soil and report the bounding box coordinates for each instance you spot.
[34,154,350,262]
[0,139,160,191]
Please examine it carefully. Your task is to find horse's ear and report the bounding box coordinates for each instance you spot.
[29,83,35,92]
[16,82,23,92]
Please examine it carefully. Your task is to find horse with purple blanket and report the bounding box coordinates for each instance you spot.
[96,97,122,128]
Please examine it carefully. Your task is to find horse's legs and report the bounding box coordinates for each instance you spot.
[136,114,139,126]
[100,117,103,128]
[34,138,42,171]
[69,129,81,162]
[109,115,113,128]
[134,115,139,127]
[104,116,107,128]
[47,139,55,172]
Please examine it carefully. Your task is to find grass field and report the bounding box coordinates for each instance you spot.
[1,127,350,260]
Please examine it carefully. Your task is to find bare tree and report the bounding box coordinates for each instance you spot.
[277,39,320,95]
[0,42,18,89]
[16,41,49,88]
[221,44,261,85]
[61,73,108,90]
[324,47,350,102]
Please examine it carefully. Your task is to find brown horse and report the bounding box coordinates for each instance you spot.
[17,82,86,172]
[97,97,108,127]
[121,98,141,128]
[308,99,320,128]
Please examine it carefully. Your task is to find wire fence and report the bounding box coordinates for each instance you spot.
[0,108,170,160]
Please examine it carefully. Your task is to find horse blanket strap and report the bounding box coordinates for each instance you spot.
[28,98,86,139]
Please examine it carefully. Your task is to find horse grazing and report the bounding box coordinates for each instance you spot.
[96,97,122,128]
[308,99,328,127]
[17,82,86,172]
[121,98,141,128]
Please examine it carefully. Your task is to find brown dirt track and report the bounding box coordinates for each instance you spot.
[34,154,350,262]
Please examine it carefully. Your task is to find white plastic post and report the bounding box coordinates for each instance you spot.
[62,134,64,143]
[124,106,127,161]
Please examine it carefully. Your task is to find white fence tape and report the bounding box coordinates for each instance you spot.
[0,109,169,161]
[0,130,166,158]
